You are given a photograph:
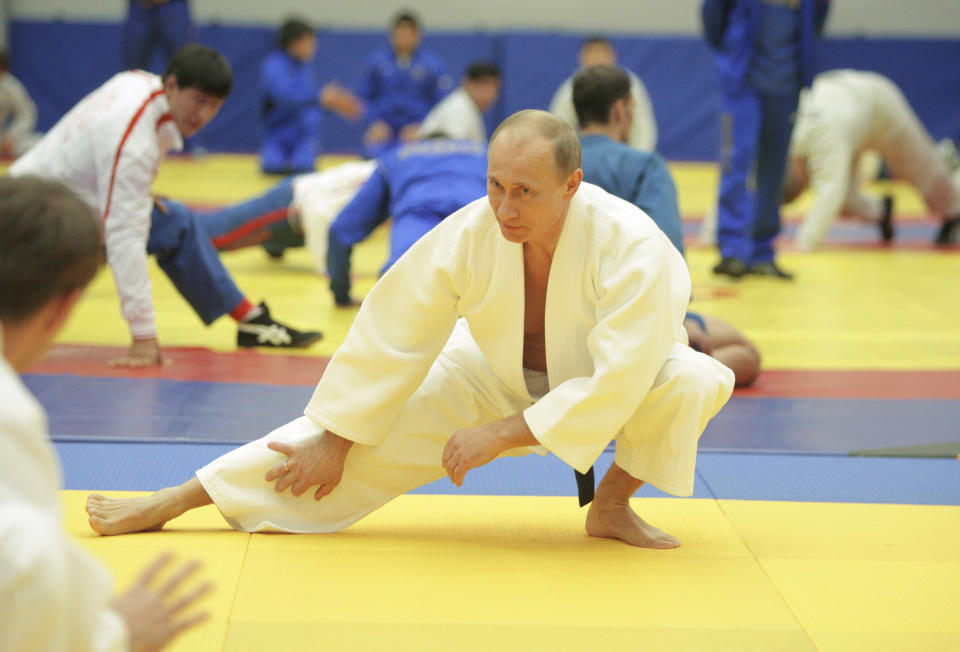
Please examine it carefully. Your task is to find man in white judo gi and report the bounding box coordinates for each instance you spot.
[784,69,960,248]
[549,36,657,152]
[0,176,209,651]
[417,61,502,143]
[86,111,734,549]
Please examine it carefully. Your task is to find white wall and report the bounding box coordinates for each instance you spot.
[11,0,960,36]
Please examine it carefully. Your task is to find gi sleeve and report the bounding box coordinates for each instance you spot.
[629,76,658,151]
[356,55,383,123]
[305,211,470,445]
[523,231,690,473]
[796,130,854,250]
[701,0,734,49]
[98,128,160,339]
[0,511,129,652]
[548,79,578,131]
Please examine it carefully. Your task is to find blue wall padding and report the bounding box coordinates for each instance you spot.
[10,20,960,160]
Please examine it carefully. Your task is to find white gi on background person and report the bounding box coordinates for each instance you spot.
[786,69,960,248]
[549,36,657,152]
[417,61,502,143]
[86,111,734,551]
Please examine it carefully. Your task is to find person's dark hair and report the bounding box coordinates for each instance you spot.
[279,18,314,51]
[0,177,104,324]
[490,110,581,177]
[582,35,612,50]
[465,61,501,82]
[0,50,8,72]
[393,10,420,30]
[163,44,232,98]
[572,64,631,129]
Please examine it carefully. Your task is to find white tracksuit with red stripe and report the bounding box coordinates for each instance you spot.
[10,71,182,339]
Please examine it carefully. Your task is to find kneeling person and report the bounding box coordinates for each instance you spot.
[87,111,734,549]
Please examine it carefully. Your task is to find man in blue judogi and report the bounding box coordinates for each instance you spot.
[702,0,829,279]
[327,138,487,306]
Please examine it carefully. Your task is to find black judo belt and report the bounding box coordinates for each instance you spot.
[574,466,595,506]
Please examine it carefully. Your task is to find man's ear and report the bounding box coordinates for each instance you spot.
[163,74,178,94]
[564,168,583,199]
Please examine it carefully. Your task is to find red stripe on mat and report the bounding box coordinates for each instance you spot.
[26,345,960,398]
[739,369,960,399]
[27,344,327,386]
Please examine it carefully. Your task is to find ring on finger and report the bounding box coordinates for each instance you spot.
[282,459,290,474]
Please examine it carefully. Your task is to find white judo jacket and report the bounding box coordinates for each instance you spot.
[417,87,487,143]
[0,329,128,651]
[10,72,184,339]
[305,182,692,474]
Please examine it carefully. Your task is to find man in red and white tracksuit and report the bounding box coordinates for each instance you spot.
[10,44,321,366]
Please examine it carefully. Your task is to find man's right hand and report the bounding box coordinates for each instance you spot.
[111,553,212,652]
[266,431,354,500]
[109,337,165,367]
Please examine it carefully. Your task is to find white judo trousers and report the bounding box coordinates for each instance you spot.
[196,322,731,534]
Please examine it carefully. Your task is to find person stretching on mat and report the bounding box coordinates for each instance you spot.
[0,176,210,651]
[9,44,321,367]
[85,111,734,549]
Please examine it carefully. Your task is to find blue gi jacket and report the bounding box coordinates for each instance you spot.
[357,46,453,130]
[701,0,830,94]
[260,51,321,133]
[327,139,487,303]
[580,133,685,256]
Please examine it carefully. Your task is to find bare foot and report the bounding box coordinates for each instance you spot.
[86,491,174,536]
[585,498,681,549]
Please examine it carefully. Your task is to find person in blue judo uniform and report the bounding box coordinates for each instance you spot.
[701,0,829,280]
[327,136,488,306]
[357,11,453,158]
[260,17,362,174]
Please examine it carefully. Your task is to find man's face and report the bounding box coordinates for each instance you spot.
[486,132,581,249]
[465,77,501,112]
[579,42,616,68]
[164,77,225,138]
[391,22,421,57]
[288,33,318,62]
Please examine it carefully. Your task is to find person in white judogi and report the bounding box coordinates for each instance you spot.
[549,36,657,152]
[86,111,734,550]
[0,177,209,651]
[784,69,960,249]
[417,61,501,143]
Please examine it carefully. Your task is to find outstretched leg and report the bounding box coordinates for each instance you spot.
[86,477,212,536]
[585,463,680,549]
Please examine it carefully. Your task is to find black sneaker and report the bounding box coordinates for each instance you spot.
[712,257,748,279]
[748,261,795,280]
[237,302,323,348]
[934,216,960,245]
[879,195,895,243]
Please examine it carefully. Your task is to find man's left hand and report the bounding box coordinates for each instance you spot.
[442,414,538,487]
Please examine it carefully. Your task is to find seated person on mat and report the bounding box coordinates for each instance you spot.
[0,176,209,651]
[572,64,760,386]
[85,111,734,550]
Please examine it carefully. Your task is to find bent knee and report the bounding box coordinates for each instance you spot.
[660,346,736,405]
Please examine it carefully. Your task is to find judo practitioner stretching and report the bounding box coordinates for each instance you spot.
[86,111,735,549]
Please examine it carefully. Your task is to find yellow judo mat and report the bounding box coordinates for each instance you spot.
[61,492,960,652]
[14,155,959,651]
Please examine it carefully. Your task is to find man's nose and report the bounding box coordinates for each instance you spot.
[497,197,517,219]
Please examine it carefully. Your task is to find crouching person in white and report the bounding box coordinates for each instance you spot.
[87,111,734,549]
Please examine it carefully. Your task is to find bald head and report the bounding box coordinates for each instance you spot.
[489,110,581,179]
